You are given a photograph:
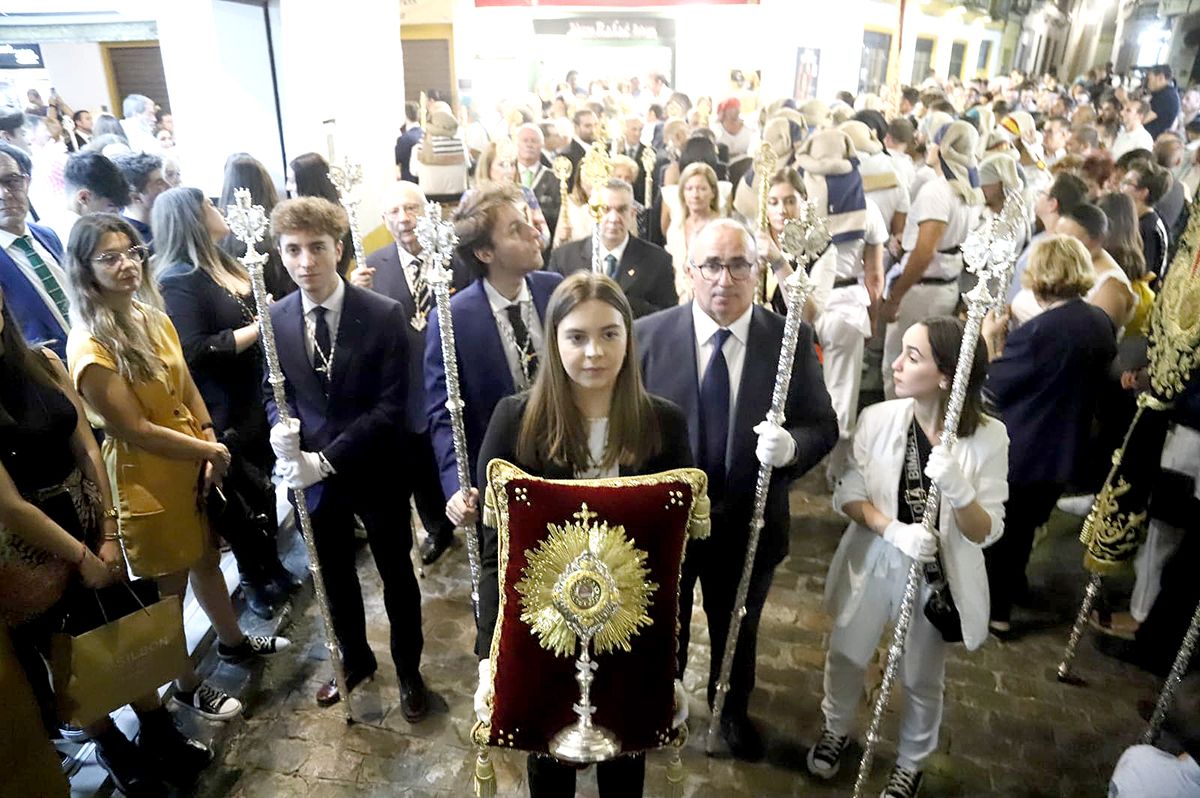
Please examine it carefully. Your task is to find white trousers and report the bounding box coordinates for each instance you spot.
[1131,518,1186,623]
[820,557,947,771]
[882,282,960,400]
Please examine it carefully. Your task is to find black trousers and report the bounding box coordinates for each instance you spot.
[676,514,777,721]
[526,752,644,797]
[984,481,1063,624]
[1135,495,1200,675]
[307,483,424,680]
[405,430,456,546]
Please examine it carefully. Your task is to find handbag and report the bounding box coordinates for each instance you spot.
[902,422,964,644]
[49,580,188,728]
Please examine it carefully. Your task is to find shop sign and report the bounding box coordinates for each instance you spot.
[533,17,673,41]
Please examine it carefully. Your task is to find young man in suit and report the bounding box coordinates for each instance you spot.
[427,185,562,529]
[636,219,839,760]
[548,178,676,318]
[0,149,70,360]
[266,197,429,718]
[351,180,457,565]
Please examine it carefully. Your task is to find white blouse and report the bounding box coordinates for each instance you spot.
[574,418,619,479]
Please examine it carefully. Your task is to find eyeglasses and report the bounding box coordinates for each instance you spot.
[690,257,754,282]
[91,246,148,268]
[0,174,27,193]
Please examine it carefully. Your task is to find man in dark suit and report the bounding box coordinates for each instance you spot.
[548,178,676,318]
[0,149,70,360]
[350,181,457,565]
[426,186,562,531]
[515,123,561,243]
[265,197,429,719]
[395,101,423,184]
[618,116,649,205]
[636,219,839,760]
[564,108,596,192]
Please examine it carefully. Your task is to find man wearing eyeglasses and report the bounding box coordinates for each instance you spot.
[635,218,838,760]
[0,150,70,360]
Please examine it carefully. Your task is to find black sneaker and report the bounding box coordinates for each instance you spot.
[93,729,167,798]
[217,634,292,664]
[137,708,214,785]
[880,764,923,798]
[171,681,243,720]
[807,727,850,779]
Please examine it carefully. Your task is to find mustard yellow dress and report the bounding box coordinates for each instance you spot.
[67,304,206,578]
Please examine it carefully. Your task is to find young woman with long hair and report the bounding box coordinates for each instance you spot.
[217,152,294,298]
[459,272,692,797]
[64,214,288,724]
[287,152,353,275]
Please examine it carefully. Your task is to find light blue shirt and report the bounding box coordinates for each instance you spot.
[1109,746,1200,797]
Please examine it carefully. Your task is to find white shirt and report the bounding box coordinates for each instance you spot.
[833,198,890,281]
[299,277,345,366]
[1111,125,1155,161]
[886,148,917,196]
[716,123,754,159]
[692,301,752,426]
[599,234,630,272]
[483,278,545,390]
[899,178,977,281]
[396,243,422,296]
[860,151,911,230]
[575,418,619,479]
[1109,746,1200,797]
[0,227,70,332]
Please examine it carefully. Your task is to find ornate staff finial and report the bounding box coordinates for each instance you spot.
[226,188,269,256]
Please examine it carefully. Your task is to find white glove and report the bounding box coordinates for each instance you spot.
[671,679,688,728]
[474,658,492,724]
[270,418,301,460]
[281,451,326,490]
[753,421,796,468]
[924,445,976,509]
[883,520,937,563]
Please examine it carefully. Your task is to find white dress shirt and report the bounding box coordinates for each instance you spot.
[692,301,753,425]
[575,418,619,479]
[299,277,345,366]
[483,278,544,389]
[0,227,70,332]
[599,234,630,274]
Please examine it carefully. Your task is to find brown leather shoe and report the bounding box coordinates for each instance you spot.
[315,669,374,707]
[399,674,429,722]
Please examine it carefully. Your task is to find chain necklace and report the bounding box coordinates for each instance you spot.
[499,302,538,388]
[303,311,337,382]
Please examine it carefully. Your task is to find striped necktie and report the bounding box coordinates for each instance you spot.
[11,236,70,322]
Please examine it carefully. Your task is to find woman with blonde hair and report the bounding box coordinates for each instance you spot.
[466,139,551,245]
[661,161,723,301]
[64,214,288,723]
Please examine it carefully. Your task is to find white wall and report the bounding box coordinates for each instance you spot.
[39,41,111,113]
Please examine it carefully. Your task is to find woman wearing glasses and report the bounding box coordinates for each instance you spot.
[64,214,288,724]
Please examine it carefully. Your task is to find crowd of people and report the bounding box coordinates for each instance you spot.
[2,58,1200,798]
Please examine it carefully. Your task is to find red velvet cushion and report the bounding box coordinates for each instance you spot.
[480,460,707,755]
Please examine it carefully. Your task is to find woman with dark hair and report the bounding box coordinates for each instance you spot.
[0,286,215,794]
[153,187,299,619]
[1097,191,1155,337]
[91,113,128,144]
[460,271,692,797]
[218,152,294,298]
[807,316,1008,798]
[64,214,288,723]
[287,152,353,275]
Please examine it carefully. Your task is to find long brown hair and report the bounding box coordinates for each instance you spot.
[517,273,661,470]
[923,316,989,437]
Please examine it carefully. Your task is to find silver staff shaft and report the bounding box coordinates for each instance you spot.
[706,267,816,753]
[240,232,354,725]
[852,295,988,798]
[1056,573,1102,685]
[1143,595,1200,743]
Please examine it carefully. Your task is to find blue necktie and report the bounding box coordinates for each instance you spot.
[698,328,732,498]
[605,253,619,279]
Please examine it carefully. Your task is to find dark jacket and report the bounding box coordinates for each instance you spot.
[0,223,67,360]
[474,392,692,656]
[265,280,409,511]
[985,297,1117,485]
[548,235,677,318]
[364,242,432,434]
[635,303,839,566]
[395,126,423,183]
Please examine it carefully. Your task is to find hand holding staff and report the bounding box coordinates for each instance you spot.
[226,189,355,724]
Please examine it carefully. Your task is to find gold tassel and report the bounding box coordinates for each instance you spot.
[665,727,687,798]
[473,746,496,798]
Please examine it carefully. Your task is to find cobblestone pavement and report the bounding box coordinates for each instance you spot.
[185,472,1160,798]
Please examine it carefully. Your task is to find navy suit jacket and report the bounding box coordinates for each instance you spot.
[548,235,677,319]
[365,242,431,435]
[424,271,562,500]
[264,280,409,511]
[635,303,839,566]
[985,297,1117,486]
[0,223,68,360]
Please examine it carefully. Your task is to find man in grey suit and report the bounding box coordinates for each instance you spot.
[351,181,457,564]
[548,177,677,317]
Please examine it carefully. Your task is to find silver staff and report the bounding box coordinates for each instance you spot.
[328,157,368,272]
[226,188,354,725]
[416,204,482,611]
[1143,600,1200,743]
[706,203,828,753]
[852,190,1025,798]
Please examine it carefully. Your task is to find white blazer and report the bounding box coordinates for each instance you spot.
[826,398,1010,650]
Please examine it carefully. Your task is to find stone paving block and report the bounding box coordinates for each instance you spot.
[227,768,310,798]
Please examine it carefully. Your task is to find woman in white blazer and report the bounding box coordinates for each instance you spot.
[807,316,1010,798]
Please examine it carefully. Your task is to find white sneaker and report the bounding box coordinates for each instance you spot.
[1056,494,1095,517]
[172,682,243,721]
[807,727,850,779]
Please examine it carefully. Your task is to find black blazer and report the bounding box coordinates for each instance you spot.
[158,262,266,448]
[635,303,838,566]
[547,235,677,318]
[264,280,409,511]
[365,242,429,434]
[985,297,1117,486]
[474,392,693,656]
[565,139,588,192]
